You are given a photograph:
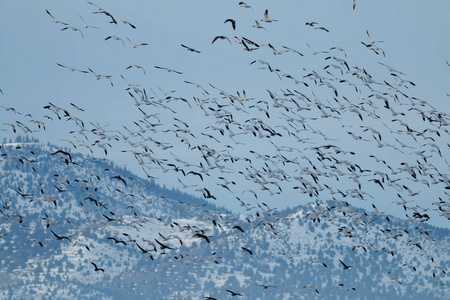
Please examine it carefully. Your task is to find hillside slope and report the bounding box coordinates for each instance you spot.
[0,141,448,299]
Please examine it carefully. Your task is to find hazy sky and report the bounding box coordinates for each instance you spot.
[1,0,449,227]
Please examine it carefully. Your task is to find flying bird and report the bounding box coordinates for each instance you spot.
[61,26,84,38]
[257,284,277,289]
[89,2,117,24]
[186,170,203,180]
[261,9,277,22]
[181,44,201,53]
[107,237,127,245]
[46,10,68,25]
[79,14,99,29]
[126,38,148,48]
[252,20,266,30]
[196,188,217,200]
[105,35,125,46]
[70,102,85,111]
[51,150,72,164]
[110,175,127,186]
[339,259,353,270]
[282,46,304,56]
[339,283,356,291]
[126,64,147,76]
[311,259,328,268]
[27,238,43,247]
[120,19,136,28]
[232,225,245,233]
[224,19,236,30]
[241,247,253,255]
[315,26,329,32]
[154,66,183,74]
[212,36,231,44]
[51,230,72,242]
[56,63,89,73]
[366,30,384,44]
[226,289,243,297]
[238,2,253,11]
[193,233,210,243]
[306,43,328,55]
[91,262,105,272]
[303,284,320,294]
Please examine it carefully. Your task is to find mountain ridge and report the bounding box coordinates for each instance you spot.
[0,140,448,299]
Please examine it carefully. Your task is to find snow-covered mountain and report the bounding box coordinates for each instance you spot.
[0,140,448,299]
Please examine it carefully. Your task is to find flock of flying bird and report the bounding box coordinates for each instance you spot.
[1,0,449,297]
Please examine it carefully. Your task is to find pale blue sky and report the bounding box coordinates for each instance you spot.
[1,0,449,227]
